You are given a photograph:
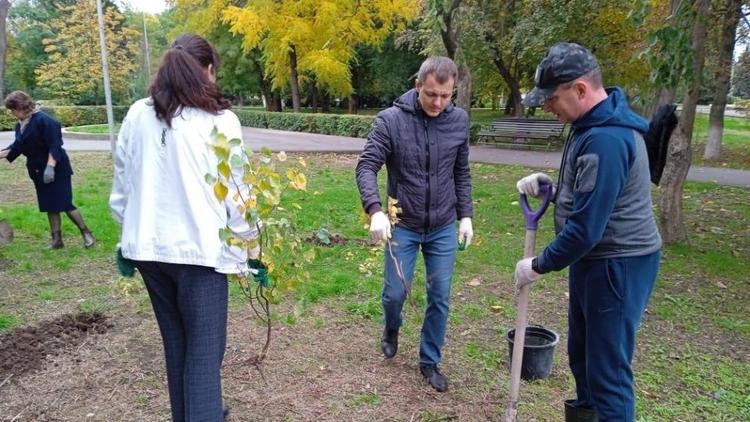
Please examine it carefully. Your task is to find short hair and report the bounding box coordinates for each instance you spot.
[4,91,35,113]
[417,56,458,84]
[579,68,603,89]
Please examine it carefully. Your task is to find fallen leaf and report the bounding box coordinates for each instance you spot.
[468,278,482,287]
[716,281,727,289]
[490,305,503,313]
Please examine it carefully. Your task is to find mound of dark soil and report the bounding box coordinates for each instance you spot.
[306,232,349,246]
[0,311,112,378]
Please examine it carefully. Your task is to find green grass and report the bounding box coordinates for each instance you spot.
[0,152,748,420]
[65,123,122,134]
[346,393,381,408]
[692,113,750,169]
[0,311,18,331]
[693,113,750,147]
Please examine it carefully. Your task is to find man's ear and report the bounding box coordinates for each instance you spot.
[575,81,587,99]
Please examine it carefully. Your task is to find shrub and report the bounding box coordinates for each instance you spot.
[236,109,376,139]
[0,106,130,130]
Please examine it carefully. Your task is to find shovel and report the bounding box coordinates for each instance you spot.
[505,183,553,422]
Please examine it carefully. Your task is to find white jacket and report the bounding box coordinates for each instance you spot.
[110,98,256,274]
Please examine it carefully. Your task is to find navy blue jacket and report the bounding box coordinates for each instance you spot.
[356,89,473,232]
[537,88,662,273]
[4,111,73,183]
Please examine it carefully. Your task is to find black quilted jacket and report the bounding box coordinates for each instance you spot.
[355,89,472,232]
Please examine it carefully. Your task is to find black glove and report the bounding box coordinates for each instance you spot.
[43,165,55,184]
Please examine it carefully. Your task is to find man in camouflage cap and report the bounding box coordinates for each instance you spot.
[514,42,662,421]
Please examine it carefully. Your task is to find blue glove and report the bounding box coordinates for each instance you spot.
[43,165,55,184]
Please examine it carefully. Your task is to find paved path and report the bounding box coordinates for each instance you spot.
[2,128,748,188]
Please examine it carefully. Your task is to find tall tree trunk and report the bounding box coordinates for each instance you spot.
[455,63,472,113]
[491,54,523,117]
[348,94,358,114]
[251,53,277,112]
[310,83,319,113]
[504,94,512,115]
[704,0,742,161]
[659,0,711,244]
[0,0,11,100]
[269,91,282,112]
[288,45,301,113]
[321,92,331,113]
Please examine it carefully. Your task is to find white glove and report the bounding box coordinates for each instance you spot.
[458,217,473,248]
[515,257,543,289]
[516,172,554,197]
[369,211,391,243]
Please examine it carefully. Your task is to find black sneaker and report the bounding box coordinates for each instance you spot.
[419,364,448,392]
[381,328,398,358]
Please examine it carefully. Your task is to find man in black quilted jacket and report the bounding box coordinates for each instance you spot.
[355,56,474,393]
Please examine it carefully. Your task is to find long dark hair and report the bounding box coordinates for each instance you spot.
[149,34,230,127]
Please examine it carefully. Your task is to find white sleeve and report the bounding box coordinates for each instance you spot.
[220,112,258,240]
[109,111,132,225]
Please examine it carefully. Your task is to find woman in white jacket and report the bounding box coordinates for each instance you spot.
[110,34,255,422]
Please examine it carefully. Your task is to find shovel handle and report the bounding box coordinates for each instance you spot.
[520,183,553,230]
[508,188,552,420]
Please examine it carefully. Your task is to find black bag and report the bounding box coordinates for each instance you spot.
[644,104,678,185]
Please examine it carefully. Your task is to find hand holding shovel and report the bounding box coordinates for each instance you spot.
[505,183,553,422]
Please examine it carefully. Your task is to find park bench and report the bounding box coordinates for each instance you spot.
[477,118,566,150]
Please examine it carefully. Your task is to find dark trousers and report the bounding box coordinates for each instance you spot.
[136,261,228,422]
[568,251,660,421]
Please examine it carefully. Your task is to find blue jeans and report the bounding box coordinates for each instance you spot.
[568,251,660,421]
[382,223,457,366]
[135,261,228,422]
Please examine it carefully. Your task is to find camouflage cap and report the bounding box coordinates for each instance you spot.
[523,42,599,107]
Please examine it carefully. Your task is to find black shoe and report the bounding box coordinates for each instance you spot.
[419,364,448,392]
[564,399,598,422]
[381,328,398,358]
[49,230,64,249]
[81,229,96,248]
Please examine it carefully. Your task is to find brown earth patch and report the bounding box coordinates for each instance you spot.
[0,311,112,379]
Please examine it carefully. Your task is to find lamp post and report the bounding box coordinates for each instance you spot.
[96,0,116,155]
[143,12,151,79]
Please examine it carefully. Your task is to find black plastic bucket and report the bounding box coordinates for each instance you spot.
[506,325,559,381]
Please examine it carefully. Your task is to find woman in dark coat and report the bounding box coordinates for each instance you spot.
[0,90,95,249]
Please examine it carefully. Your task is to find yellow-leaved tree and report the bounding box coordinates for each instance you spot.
[36,0,140,103]
[219,0,420,111]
